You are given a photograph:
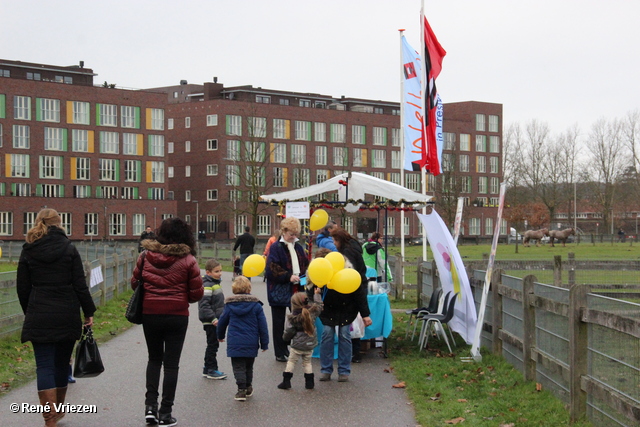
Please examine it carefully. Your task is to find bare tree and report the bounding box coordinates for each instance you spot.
[584,118,629,232]
[622,110,640,199]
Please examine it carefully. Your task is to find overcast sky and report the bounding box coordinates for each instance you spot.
[2,0,639,136]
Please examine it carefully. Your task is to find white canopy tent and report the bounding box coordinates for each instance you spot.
[260,172,432,210]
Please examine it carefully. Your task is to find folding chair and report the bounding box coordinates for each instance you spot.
[419,292,459,353]
[405,288,442,340]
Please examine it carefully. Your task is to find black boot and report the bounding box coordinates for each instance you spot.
[277,372,293,389]
[304,373,315,390]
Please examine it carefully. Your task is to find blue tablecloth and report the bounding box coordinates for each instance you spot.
[312,293,393,358]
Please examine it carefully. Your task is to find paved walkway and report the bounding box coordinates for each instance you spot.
[0,271,417,426]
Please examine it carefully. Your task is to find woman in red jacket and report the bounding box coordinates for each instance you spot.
[132,218,204,427]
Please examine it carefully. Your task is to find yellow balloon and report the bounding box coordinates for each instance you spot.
[330,268,361,294]
[309,209,329,231]
[325,251,345,273]
[0,247,2,258]
[307,258,333,287]
[242,254,266,277]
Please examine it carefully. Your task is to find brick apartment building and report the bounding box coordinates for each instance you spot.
[0,59,176,241]
[153,80,505,242]
[0,58,505,243]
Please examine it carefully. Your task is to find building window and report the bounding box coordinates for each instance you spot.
[490,136,500,153]
[149,187,164,200]
[185,190,191,202]
[44,127,65,151]
[273,167,286,187]
[185,140,191,152]
[84,213,98,235]
[124,160,140,182]
[299,99,310,107]
[0,69,9,78]
[72,129,89,152]
[206,214,217,232]
[292,168,310,188]
[475,135,487,152]
[26,72,41,80]
[256,215,271,236]
[444,132,456,150]
[132,214,145,236]
[39,98,60,122]
[490,156,499,173]
[167,166,174,178]
[246,166,265,187]
[0,212,14,235]
[149,135,164,156]
[279,99,290,106]
[23,212,37,235]
[244,141,265,162]
[461,176,472,193]
[490,177,500,194]
[459,134,470,151]
[391,151,401,169]
[207,189,218,201]
[167,118,174,129]
[478,176,488,194]
[352,125,366,144]
[489,115,499,132]
[351,149,363,167]
[73,185,90,198]
[185,165,191,177]
[373,127,387,146]
[150,109,164,130]
[121,187,137,199]
[389,172,400,185]
[291,144,306,164]
[314,122,326,142]
[121,106,138,128]
[10,154,30,177]
[226,140,240,161]
[230,190,242,203]
[13,125,30,148]
[312,169,327,185]
[469,218,480,235]
[75,157,91,180]
[100,131,119,154]
[226,115,242,136]
[185,117,191,128]
[272,143,286,163]
[406,173,420,191]
[316,146,327,165]
[391,128,401,147]
[295,121,311,141]
[333,147,347,166]
[476,114,486,131]
[98,104,117,126]
[109,213,126,236]
[123,133,139,155]
[207,164,218,176]
[386,217,395,235]
[39,156,63,179]
[330,124,346,143]
[207,139,218,150]
[460,154,469,172]
[150,161,165,183]
[249,117,267,138]
[372,149,386,168]
[14,96,31,120]
[477,156,486,173]
[72,101,90,125]
[273,119,288,139]
[40,184,63,198]
[226,165,240,186]
[207,114,218,126]
[256,95,271,104]
[99,159,118,181]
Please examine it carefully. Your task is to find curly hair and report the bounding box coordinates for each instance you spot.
[26,208,65,243]
[279,216,301,234]
[155,217,197,255]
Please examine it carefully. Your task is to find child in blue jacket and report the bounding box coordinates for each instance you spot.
[198,259,226,380]
[217,276,269,401]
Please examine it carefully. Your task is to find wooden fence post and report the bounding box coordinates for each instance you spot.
[553,255,563,288]
[491,268,504,356]
[522,274,537,381]
[569,284,588,422]
[393,254,404,300]
[415,257,422,307]
[568,252,575,287]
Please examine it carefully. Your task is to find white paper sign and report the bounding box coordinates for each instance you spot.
[90,266,104,288]
[286,201,310,219]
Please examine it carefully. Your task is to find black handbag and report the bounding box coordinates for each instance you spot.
[73,326,105,378]
[126,254,145,324]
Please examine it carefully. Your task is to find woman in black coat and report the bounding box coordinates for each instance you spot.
[17,208,96,426]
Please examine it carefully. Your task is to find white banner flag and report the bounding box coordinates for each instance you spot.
[417,211,477,344]
[401,36,424,171]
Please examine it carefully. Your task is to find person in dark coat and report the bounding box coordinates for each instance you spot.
[139,225,156,253]
[264,217,309,362]
[217,276,269,401]
[198,259,227,380]
[318,227,371,382]
[233,226,256,272]
[17,208,96,426]
[132,217,204,426]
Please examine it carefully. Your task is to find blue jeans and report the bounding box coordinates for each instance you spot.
[320,324,352,376]
[32,341,75,390]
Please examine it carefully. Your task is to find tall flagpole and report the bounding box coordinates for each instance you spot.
[420,1,428,262]
[399,29,406,275]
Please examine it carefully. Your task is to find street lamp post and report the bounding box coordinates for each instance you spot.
[192,200,199,240]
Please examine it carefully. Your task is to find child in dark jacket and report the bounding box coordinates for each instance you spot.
[217,276,269,401]
[198,259,227,380]
[278,291,323,390]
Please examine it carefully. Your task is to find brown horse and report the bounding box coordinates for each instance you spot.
[549,228,575,247]
[523,228,549,247]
